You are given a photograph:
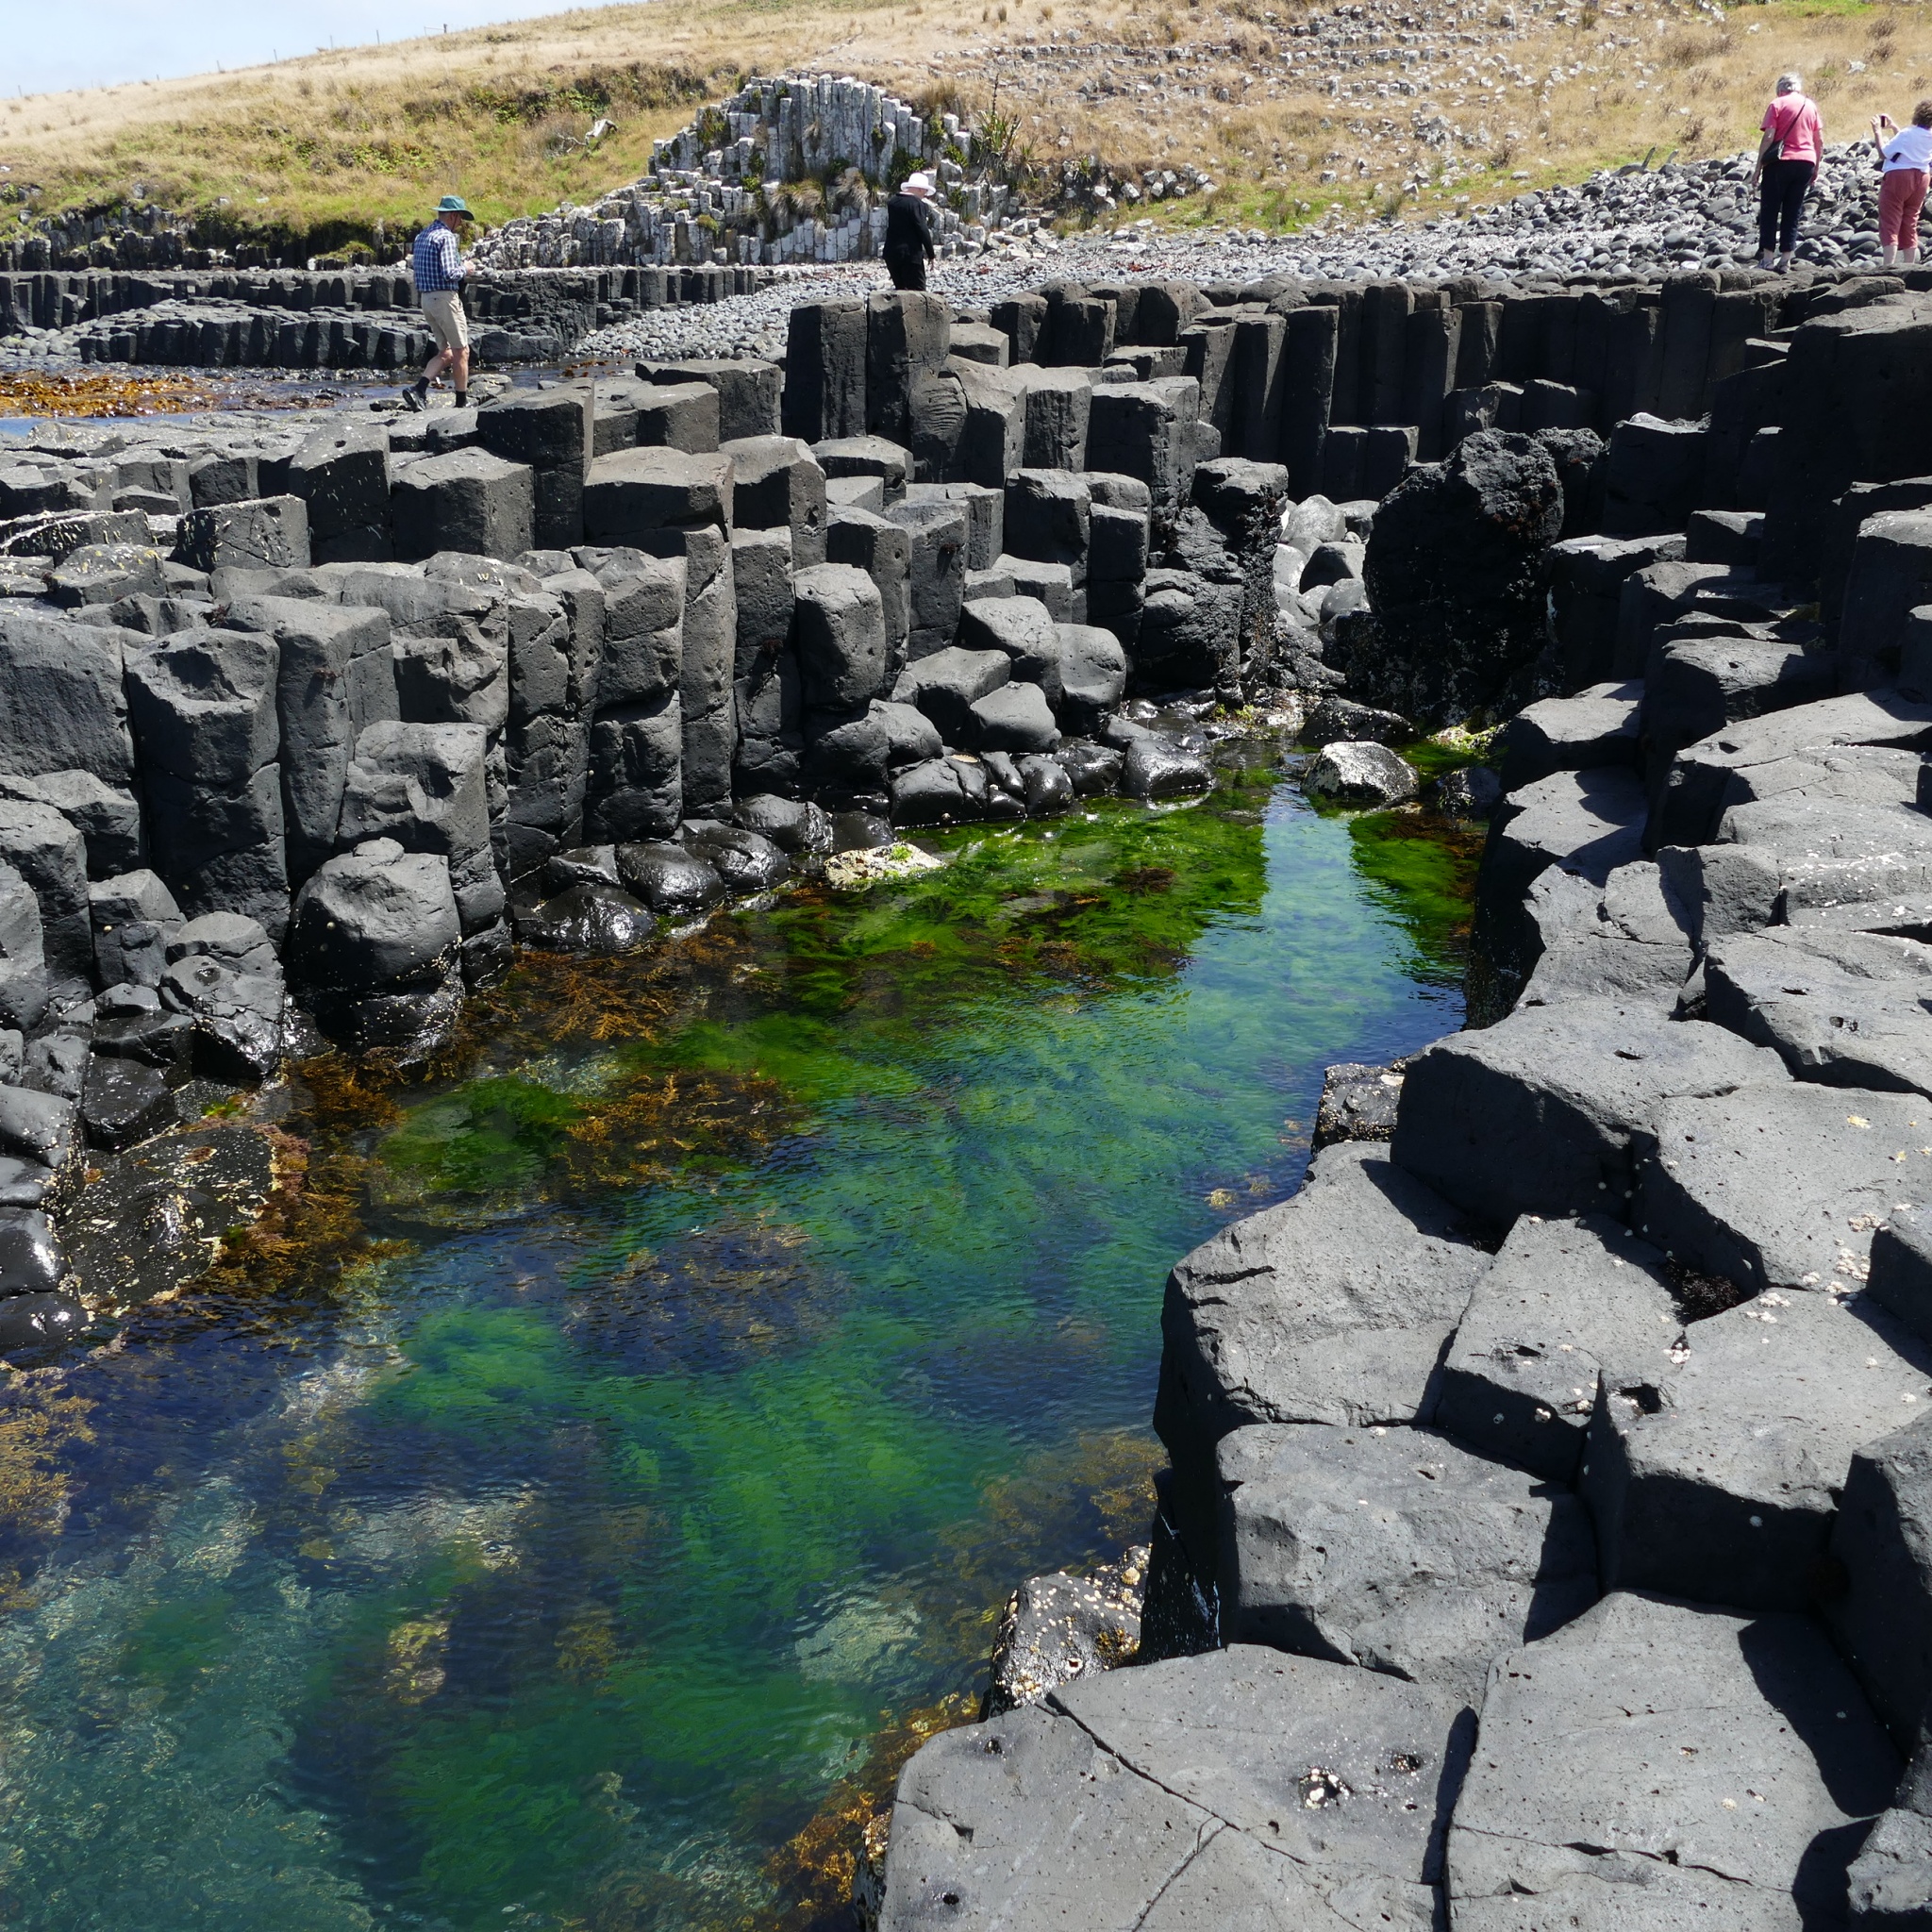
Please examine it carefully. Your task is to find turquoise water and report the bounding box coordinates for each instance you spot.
[0,750,1472,1931]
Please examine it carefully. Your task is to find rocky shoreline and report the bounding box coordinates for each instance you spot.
[867,275,1932,1929]
[4,242,1932,1927]
[4,142,1915,379]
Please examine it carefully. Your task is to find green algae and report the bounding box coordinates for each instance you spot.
[369,781,1280,1220]
[1400,724,1501,788]
[1348,808,1486,986]
[0,756,1476,1932]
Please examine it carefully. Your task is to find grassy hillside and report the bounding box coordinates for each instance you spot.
[1,0,1928,255]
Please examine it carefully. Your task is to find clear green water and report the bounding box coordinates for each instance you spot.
[0,752,1473,1932]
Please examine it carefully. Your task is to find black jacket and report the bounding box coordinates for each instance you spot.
[884,192,935,259]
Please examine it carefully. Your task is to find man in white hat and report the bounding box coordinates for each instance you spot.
[884,171,938,291]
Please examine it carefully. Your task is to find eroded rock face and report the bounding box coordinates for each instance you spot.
[1352,432,1564,727]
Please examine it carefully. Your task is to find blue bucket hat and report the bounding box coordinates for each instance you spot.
[436,195,473,217]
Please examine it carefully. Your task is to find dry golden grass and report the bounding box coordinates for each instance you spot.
[1479,0,1932,205]
[1,0,1929,247]
[1185,0,1932,232]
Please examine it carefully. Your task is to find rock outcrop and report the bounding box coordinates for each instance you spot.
[872,276,1932,1932]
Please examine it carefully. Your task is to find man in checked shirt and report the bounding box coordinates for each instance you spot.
[404,195,475,411]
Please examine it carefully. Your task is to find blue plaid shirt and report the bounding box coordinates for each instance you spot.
[412,223,463,292]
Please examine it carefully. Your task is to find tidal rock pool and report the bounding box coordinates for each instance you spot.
[0,745,1474,1931]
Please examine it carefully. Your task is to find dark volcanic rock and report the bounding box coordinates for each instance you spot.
[1156,1141,1491,1571]
[1447,1592,1897,1929]
[1391,997,1782,1231]
[1303,740,1417,806]
[62,1122,275,1307]
[1353,430,1564,726]
[512,880,657,956]
[0,1291,87,1360]
[1311,1059,1406,1150]
[880,1645,1470,1932]
[1849,1740,1932,1925]
[0,1208,64,1297]
[80,1054,176,1150]
[682,821,790,892]
[1217,1423,1598,1702]
[1434,1211,1678,1485]
[1428,764,1504,819]
[1119,735,1211,799]
[1055,741,1124,797]
[613,841,726,918]
[736,792,834,858]
[984,1546,1147,1717]
[1585,1284,1932,1614]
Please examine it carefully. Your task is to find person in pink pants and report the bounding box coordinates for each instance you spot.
[1873,102,1932,268]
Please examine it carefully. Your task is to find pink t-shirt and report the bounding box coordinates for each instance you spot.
[1762,93,1823,164]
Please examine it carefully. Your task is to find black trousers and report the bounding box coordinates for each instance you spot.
[1758,158,1816,254]
[885,245,929,291]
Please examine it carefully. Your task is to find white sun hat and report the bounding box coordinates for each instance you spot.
[902,172,935,196]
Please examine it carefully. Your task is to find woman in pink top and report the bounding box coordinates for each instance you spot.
[1753,72,1824,273]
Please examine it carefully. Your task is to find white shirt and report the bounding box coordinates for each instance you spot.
[1881,124,1932,173]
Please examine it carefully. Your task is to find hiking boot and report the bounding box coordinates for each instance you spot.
[401,379,430,413]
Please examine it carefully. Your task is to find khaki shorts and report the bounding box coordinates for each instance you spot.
[422,288,470,352]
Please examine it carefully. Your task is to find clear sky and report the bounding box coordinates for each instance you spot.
[8,1,570,98]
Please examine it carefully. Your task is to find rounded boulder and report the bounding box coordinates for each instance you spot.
[1304,740,1421,807]
[287,841,462,991]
